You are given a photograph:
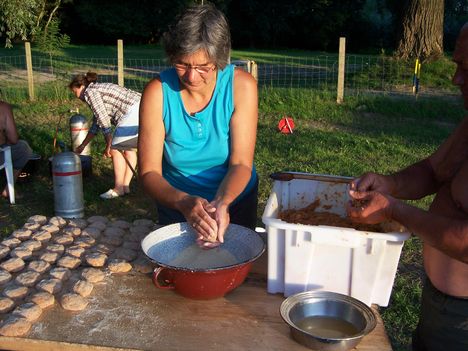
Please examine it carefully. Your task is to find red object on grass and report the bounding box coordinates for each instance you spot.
[277,116,295,134]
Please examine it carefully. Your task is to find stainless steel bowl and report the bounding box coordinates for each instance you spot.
[280,291,376,351]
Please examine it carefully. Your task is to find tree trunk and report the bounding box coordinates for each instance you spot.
[395,0,444,62]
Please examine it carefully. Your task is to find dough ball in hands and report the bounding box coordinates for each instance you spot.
[0,316,32,336]
[60,293,88,311]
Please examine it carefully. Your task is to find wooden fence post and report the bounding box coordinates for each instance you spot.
[250,61,258,81]
[25,42,35,101]
[336,37,346,104]
[117,39,124,87]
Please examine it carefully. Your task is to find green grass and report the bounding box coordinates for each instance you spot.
[0,45,465,351]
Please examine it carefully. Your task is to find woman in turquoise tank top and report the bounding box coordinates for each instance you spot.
[139,4,258,247]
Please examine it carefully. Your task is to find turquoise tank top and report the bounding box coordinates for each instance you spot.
[160,64,257,202]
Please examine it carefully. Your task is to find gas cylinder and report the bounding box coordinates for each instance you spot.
[52,152,84,218]
[70,113,91,155]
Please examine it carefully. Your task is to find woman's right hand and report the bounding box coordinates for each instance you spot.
[178,195,218,243]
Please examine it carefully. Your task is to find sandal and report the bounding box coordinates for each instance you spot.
[100,189,122,199]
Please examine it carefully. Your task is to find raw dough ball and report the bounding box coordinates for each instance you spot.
[65,246,85,258]
[111,220,131,229]
[46,244,65,254]
[104,227,125,238]
[132,256,155,274]
[88,221,107,231]
[0,316,32,336]
[15,271,41,287]
[84,252,107,267]
[81,268,105,283]
[0,245,10,259]
[27,260,51,274]
[27,215,48,225]
[0,270,12,285]
[2,285,29,300]
[23,222,41,231]
[10,247,32,260]
[122,241,140,250]
[87,215,109,224]
[53,234,74,246]
[82,227,101,239]
[132,219,153,227]
[39,251,61,264]
[12,302,42,322]
[20,240,42,252]
[67,218,88,229]
[49,267,71,281]
[0,257,25,272]
[11,229,32,241]
[27,291,55,309]
[0,297,15,313]
[92,244,115,255]
[32,230,52,243]
[1,238,21,248]
[108,259,132,273]
[100,235,123,247]
[111,248,137,261]
[74,235,95,248]
[49,216,67,228]
[72,280,94,297]
[62,226,81,237]
[36,278,62,294]
[60,293,88,311]
[57,256,81,269]
[40,224,60,234]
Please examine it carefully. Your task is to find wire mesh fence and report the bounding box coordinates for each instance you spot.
[0,53,459,100]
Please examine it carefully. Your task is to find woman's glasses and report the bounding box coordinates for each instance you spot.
[173,63,215,74]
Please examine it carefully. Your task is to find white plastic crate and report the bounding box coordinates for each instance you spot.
[261,173,410,306]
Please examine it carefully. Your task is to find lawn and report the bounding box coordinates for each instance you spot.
[0,45,465,351]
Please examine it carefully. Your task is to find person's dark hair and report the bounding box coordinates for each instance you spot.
[162,3,231,69]
[69,72,98,89]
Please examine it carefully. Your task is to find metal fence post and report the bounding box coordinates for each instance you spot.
[25,42,35,101]
[337,37,346,104]
[117,39,124,87]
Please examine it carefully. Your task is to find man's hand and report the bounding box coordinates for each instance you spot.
[346,189,395,224]
[350,172,395,195]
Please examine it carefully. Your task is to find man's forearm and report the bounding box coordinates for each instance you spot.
[390,159,439,200]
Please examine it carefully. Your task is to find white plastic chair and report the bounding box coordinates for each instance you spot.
[0,146,15,204]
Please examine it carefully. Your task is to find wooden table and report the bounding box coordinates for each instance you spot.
[0,253,392,351]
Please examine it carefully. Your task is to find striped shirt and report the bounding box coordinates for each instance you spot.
[83,83,141,135]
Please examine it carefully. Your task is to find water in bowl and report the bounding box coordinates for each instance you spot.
[168,243,238,269]
[295,316,359,339]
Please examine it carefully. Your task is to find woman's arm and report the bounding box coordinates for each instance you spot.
[139,78,218,239]
[211,68,258,240]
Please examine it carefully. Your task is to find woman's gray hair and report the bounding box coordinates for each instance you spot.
[162,3,231,69]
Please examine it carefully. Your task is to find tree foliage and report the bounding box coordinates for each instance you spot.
[0,0,38,47]
[0,0,71,47]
